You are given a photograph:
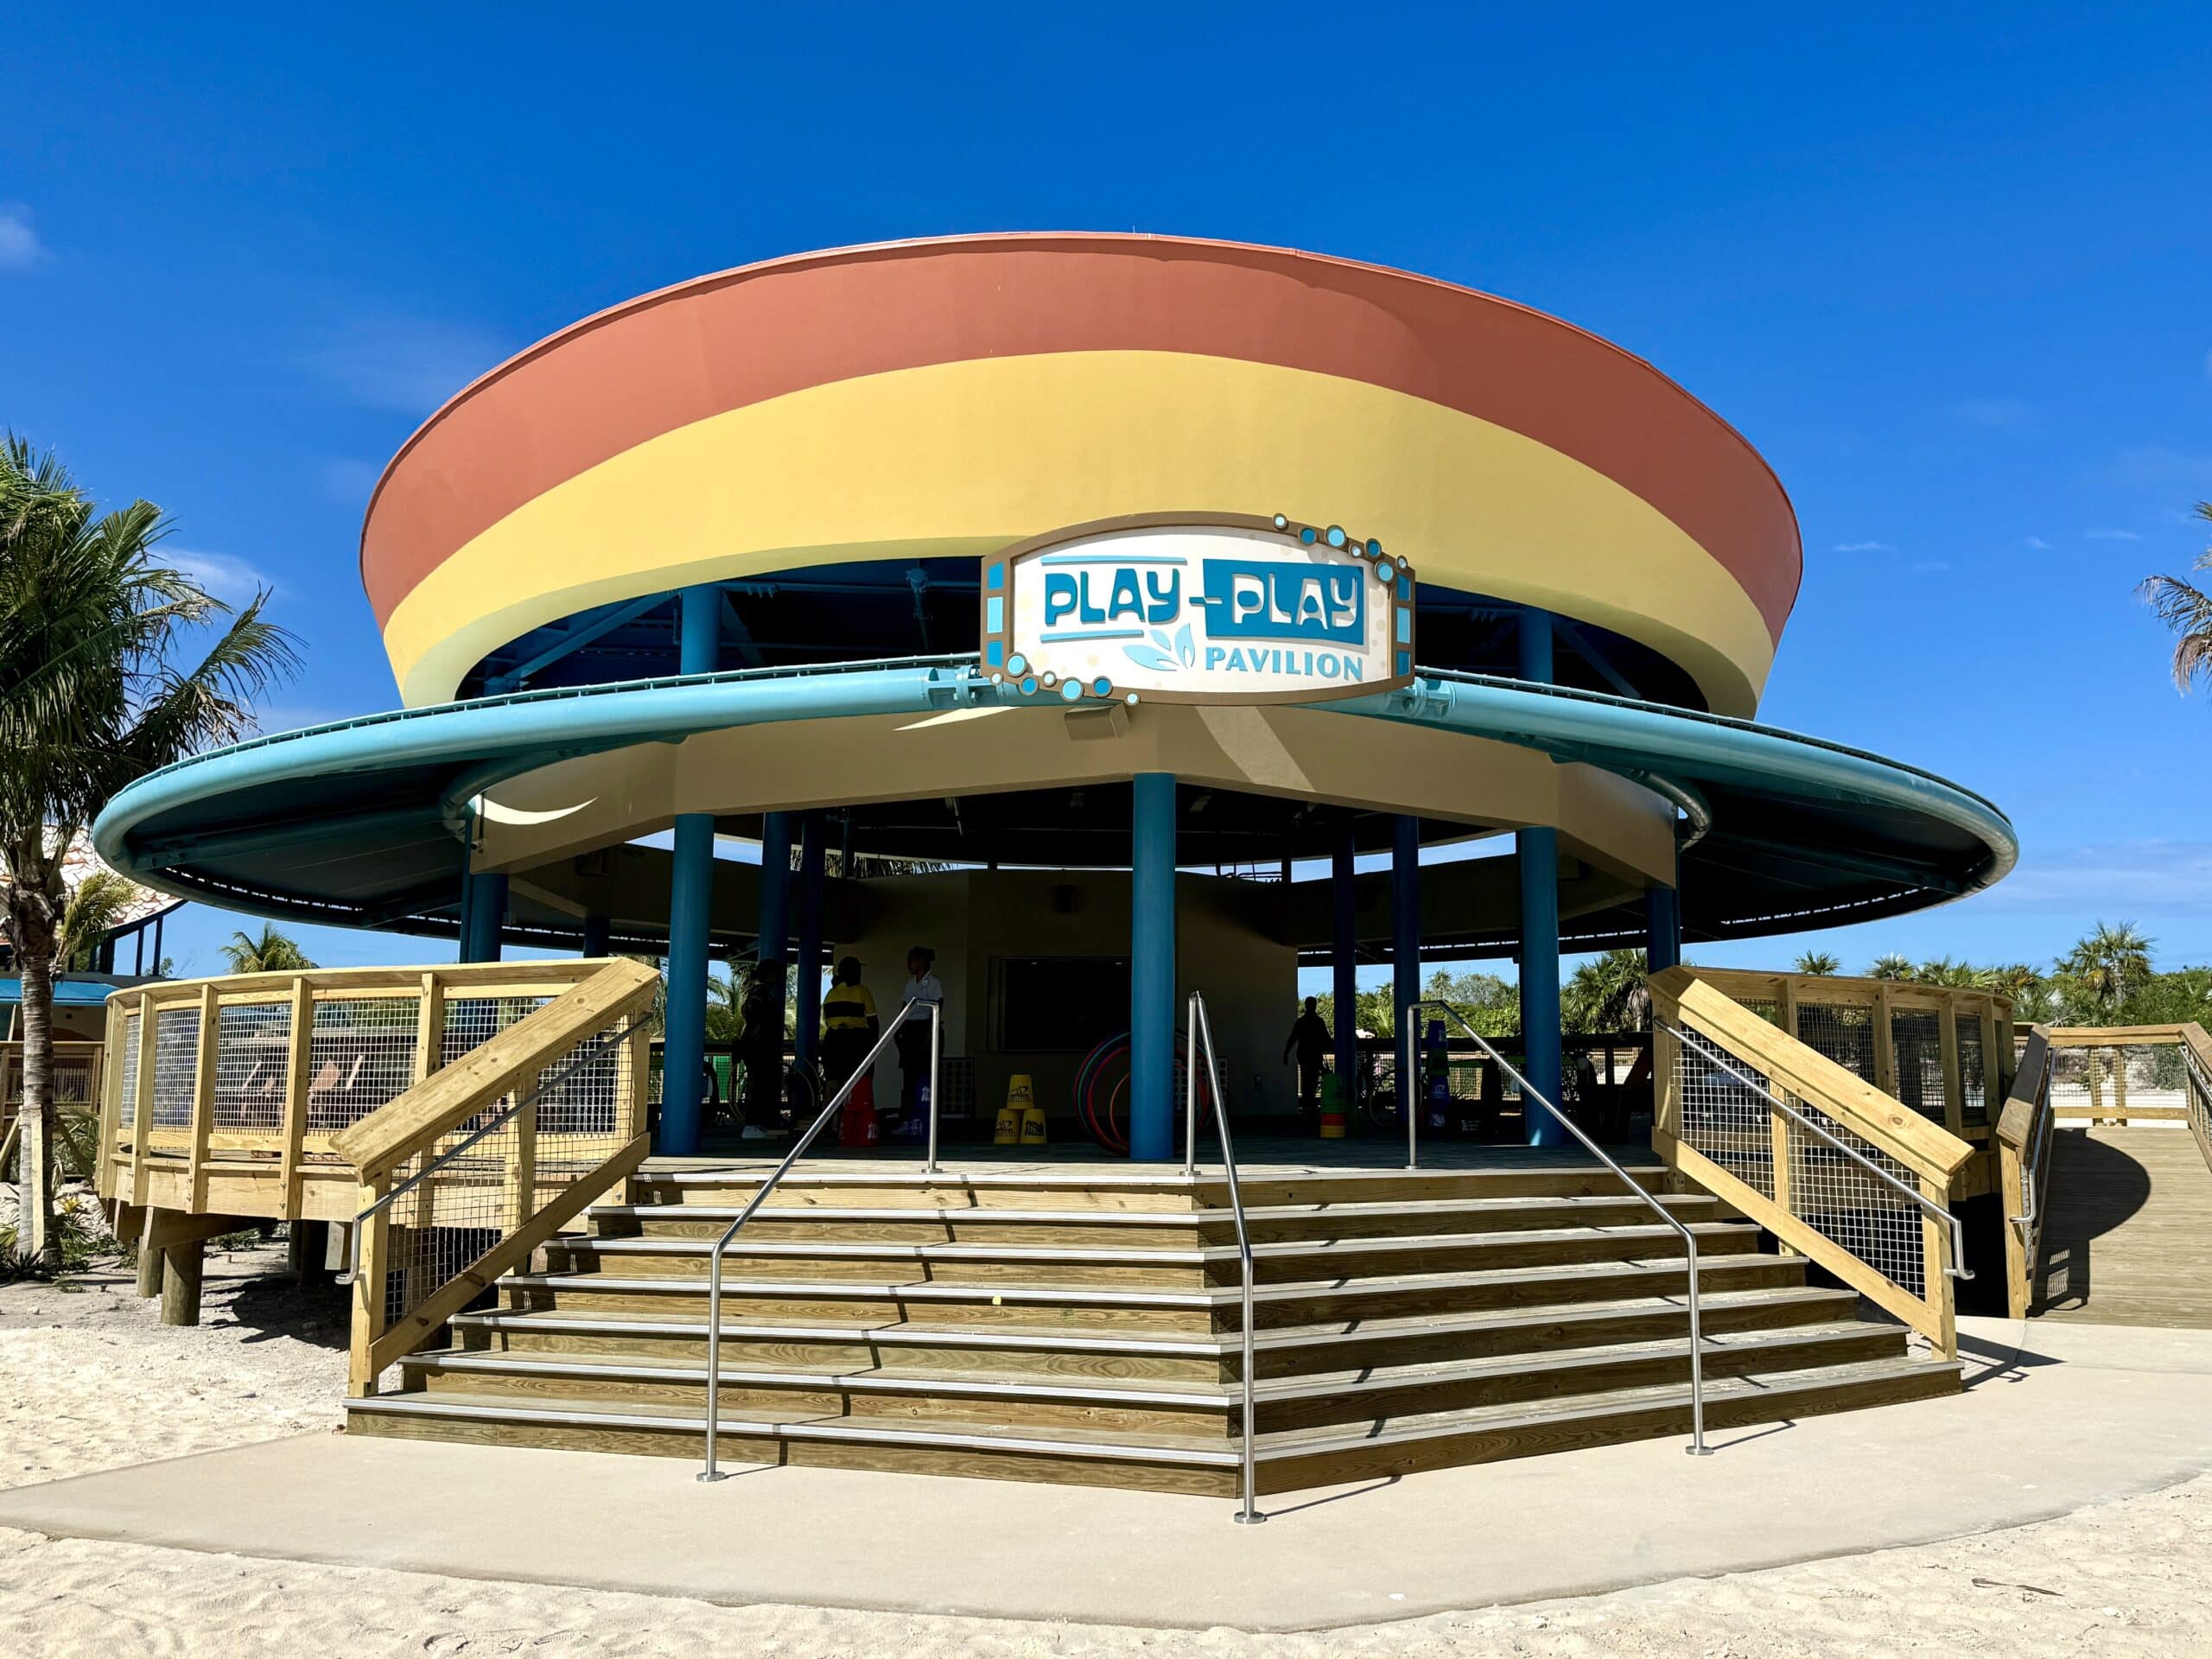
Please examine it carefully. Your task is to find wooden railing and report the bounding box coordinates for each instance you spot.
[3,1039,105,1171]
[2036,1025,2202,1127]
[1651,967,1976,1357]
[1681,968,2012,1139]
[336,957,660,1395]
[97,960,641,1224]
[1996,1028,2054,1319]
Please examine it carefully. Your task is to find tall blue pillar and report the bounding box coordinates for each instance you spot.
[1129,773,1178,1161]
[793,812,825,1069]
[660,582,721,1155]
[581,912,611,958]
[1646,883,1681,973]
[461,871,507,963]
[1332,818,1358,1100]
[756,811,792,1034]
[1513,608,1565,1144]
[1391,815,1421,1039]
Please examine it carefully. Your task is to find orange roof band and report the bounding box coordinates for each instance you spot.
[361,234,1802,712]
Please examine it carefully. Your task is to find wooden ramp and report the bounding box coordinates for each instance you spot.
[2032,1128,2212,1328]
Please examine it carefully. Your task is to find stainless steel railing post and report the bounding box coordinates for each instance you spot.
[1184,992,1199,1179]
[699,997,920,1482]
[1402,1011,1419,1171]
[1190,989,1262,1522]
[924,1001,943,1176]
[1417,999,1710,1457]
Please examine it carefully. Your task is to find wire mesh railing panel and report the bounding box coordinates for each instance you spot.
[307,997,422,1132]
[1673,1020,1935,1309]
[374,1016,641,1347]
[212,1001,293,1131]
[149,1007,202,1129]
[1890,1007,1946,1124]
[117,1013,141,1128]
[442,995,550,1067]
[2048,1042,2186,1118]
[1672,1031,1775,1199]
[1793,1001,1875,1085]
[1958,1019,1988,1128]
[1786,1103,1929,1300]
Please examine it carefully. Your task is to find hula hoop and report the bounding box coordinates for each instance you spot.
[1072,1029,1214,1154]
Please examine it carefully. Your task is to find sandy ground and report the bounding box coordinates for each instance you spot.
[0,1242,2208,1656]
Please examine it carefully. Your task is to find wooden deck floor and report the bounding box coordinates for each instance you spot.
[2032,1127,2212,1328]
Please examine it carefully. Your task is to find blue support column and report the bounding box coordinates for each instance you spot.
[793,812,825,1069]
[1646,883,1681,973]
[756,811,792,1034]
[1129,773,1178,1162]
[659,582,722,1156]
[1517,607,1564,1145]
[462,872,508,963]
[1391,815,1421,1038]
[581,912,612,958]
[1332,819,1358,1098]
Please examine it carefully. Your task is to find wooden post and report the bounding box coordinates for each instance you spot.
[1999,1133,2029,1319]
[95,1003,124,1202]
[623,1017,652,1145]
[187,984,219,1211]
[1938,1001,1963,1138]
[135,1205,165,1297]
[349,1180,391,1397]
[1983,1003,2005,1124]
[159,1237,205,1327]
[513,1096,539,1231]
[129,995,158,1208]
[1872,983,1898,1100]
[413,972,443,1087]
[1652,1004,1681,1143]
[1920,1173,1956,1359]
[279,981,314,1215]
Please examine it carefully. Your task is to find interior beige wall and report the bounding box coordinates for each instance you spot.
[817,868,1299,1136]
[474,701,1677,890]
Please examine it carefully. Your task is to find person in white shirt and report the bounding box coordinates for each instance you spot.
[893,945,944,1135]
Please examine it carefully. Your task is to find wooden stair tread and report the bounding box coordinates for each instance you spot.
[590,1192,1722,1228]
[410,1319,1891,1404]
[1251,1357,1961,1459]
[454,1281,1853,1355]
[453,1282,1849,1353]
[643,1164,1669,1191]
[350,1352,1954,1469]
[556,1217,1757,1267]
[503,1248,1790,1308]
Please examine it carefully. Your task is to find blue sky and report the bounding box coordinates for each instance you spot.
[5,5,2210,985]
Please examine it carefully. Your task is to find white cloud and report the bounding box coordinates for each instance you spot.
[300,311,507,415]
[166,548,275,604]
[1986,841,2212,915]
[1833,540,1892,553]
[2025,536,2051,550]
[0,203,45,270]
[1954,397,2031,430]
[2087,527,2143,542]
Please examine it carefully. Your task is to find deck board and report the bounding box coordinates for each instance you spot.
[2033,1128,2212,1328]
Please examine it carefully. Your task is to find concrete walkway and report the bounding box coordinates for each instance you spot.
[3,1315,2209,1632]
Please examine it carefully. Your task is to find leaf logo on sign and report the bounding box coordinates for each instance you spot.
[1123,624,1196,675]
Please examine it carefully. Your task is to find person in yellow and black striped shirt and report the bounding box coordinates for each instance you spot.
[821,956,878,1090]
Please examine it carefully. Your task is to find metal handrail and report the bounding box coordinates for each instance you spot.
[697,997,938,1481]
[1186,989,1263,1522]
[340,1022,632,1287]
[1661,1018,1971,1282]
[1415,1000,1711,1456]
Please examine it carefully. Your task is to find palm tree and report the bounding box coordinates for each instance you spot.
[2138,504,2212,691]
[1793,950,1840,976]
[219,924,315,974]
[1867,953,1914,981]
[1910,956,1990,988]
[1562,948,1651,1033]
[0,437,296,1265]
[55,868,137,971]
[2055,921,2153,1020]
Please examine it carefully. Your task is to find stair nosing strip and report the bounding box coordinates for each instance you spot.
[347,1395,1242,1467]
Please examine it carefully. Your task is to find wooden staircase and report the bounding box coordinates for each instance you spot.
[345,1161,1961,1495]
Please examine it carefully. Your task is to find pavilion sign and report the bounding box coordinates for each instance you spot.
[980,513,1415,707]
